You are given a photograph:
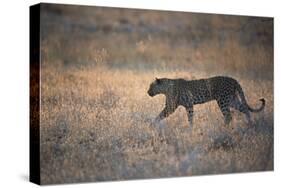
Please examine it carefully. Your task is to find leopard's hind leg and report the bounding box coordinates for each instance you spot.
[230,95,253,125]
[217,98,232,125]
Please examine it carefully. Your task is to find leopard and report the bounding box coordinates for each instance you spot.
[147,76,265,128]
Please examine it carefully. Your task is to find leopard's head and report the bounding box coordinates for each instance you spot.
[147,78,169,97]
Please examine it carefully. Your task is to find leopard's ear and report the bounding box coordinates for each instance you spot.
[155,77,160,83]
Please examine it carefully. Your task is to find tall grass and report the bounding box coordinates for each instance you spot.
[39,4,273,184]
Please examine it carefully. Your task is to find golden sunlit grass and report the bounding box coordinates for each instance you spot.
[40,65,273,184]
[38,4,273,184]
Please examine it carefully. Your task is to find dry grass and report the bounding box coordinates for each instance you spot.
[38,4,273,184]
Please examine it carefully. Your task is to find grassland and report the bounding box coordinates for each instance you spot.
[38,4,273,184]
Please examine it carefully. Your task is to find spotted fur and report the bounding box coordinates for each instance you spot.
[147,76,265,127]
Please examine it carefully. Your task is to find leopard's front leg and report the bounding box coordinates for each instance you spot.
[155,98,178,122]
[185,106,194,128]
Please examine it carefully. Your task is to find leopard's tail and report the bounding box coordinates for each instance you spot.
[236,83,265,113]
